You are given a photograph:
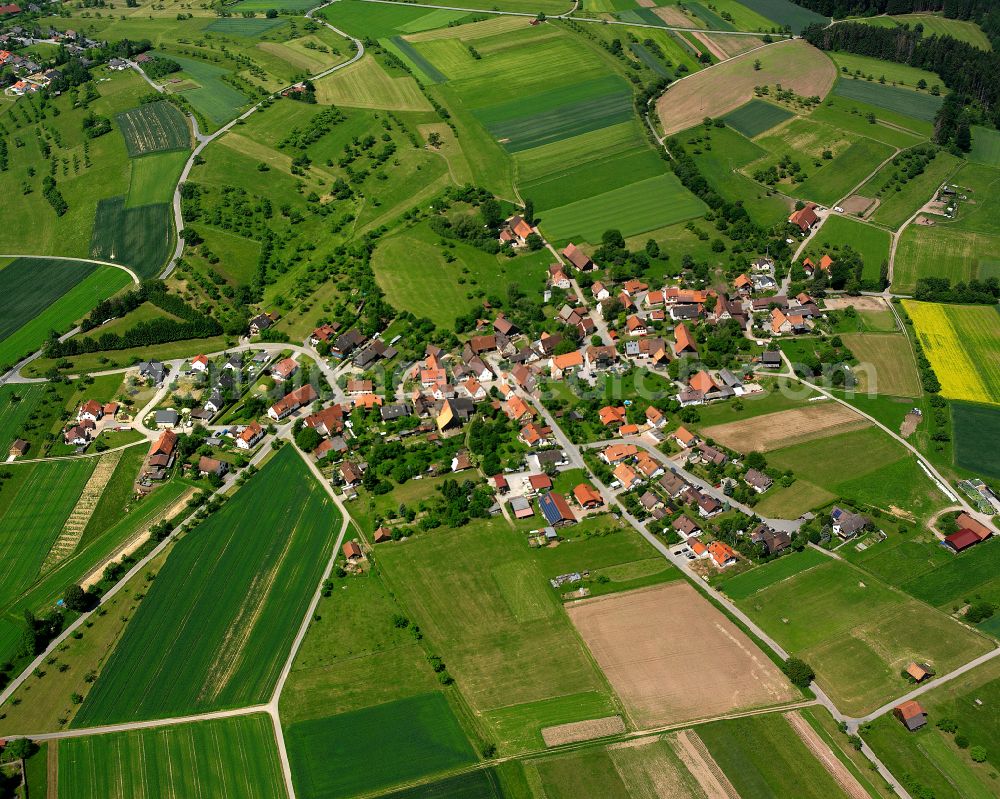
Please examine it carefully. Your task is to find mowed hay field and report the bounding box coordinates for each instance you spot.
[904,301,1000,406]
[893,225,1000,293]
[700,402,871,453]
[313,55,431,111]
[72,447,340,725]
[115,101,190,157]
[376,519,617,748]
[286,693,478,799]
[738,559,992,716]
[767,425,947,519]
[842,333,922,397]
[372,223,549,329]
[57,714,286,799]
[833,77,944,123]
[126,150,189,207]
[0,258,132,368]
[566,582,796,727]
[657,40,836,135]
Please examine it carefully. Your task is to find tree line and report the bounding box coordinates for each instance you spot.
[45,280,222,357]
[802,20,1000,142]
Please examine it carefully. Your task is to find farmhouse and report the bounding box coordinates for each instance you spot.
[343,541,363,562]
[528,474,553,493]
[893,701,927,731]
[955,512,992,543]
[538,491,576,527]
[155,410,179,429]
[750,524,790,555]
[8,438,28,458]
[146,429,178,477]
[906,663,934,683]
[373,526,392,544]
[562,243,593,271]
[78,399,104,422]
[237,421,264,450]
[64,422,94,446]
[304,405,345,436]
[672,515,700,538]
[673,323,698,357]
[944,528,982,553]
[198,456,228,478]
[788,203,820,232]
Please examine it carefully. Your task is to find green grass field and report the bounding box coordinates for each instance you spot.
[795,135,894,206]
[204,17,288,37]
[867,151,962,231]
[968,125,1000,166]
[737,559,990,715]
[729,0,828,32]
[89,197,173,279]
[767,426,944,519]
[833,77,943,123]
[724,100,794,138]
[515,120,664,212]
[377,518,614,744]
[698,713,858,798]
[58,714,286,799]
[718,548,829,601]
[806,215,889,281]
[126,151,188,207]
[863,658,1000,799]
[894,226,1000,293]
[472,74,634,153]
[156,52,250,125]
[0,259,132,368]
[902,537,1000,609]
[857,12,992,50]
[539,172,706,246]
[115,101,191,157]
[0,458,94,617]
[372,223,548,328]
[829,51,944,92]
[319,0,474,38]
[952,402,1000,478]
[72,447,340,725]
[286,693,478,799]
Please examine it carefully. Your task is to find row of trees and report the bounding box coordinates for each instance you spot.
[913,275,1000,303]
[802,21,1000,139]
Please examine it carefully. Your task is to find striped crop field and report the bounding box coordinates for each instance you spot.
[72,447,340,725]
[725,100,793,138]
[89,198,174,280]
[115,101,190,157]
[58,714,285,799]
[833,78,943,123]
[904,300,1000,406]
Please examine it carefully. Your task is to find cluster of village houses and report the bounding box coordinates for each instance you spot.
[0,23,101,94]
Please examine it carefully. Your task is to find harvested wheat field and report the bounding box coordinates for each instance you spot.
[669,729,740,799]
[692,31,728,61]
[541,715,625,746]
[657,39,836,135]
[700,33,765,60]
[654,6,700,27]
[567,583,795,728]
[702,403,870,453]
[785,712,868,799]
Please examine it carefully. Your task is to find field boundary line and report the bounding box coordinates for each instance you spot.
[0,255,140,286]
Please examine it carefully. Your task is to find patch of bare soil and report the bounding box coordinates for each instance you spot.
[840,195,875,215]
[654,6,699,26]
[900,412,921,438]
[669,729,741,799]
[785,712,868,799]
[541,715,625,746]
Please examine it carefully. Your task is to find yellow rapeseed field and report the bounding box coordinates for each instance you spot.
[903,300,997,405]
